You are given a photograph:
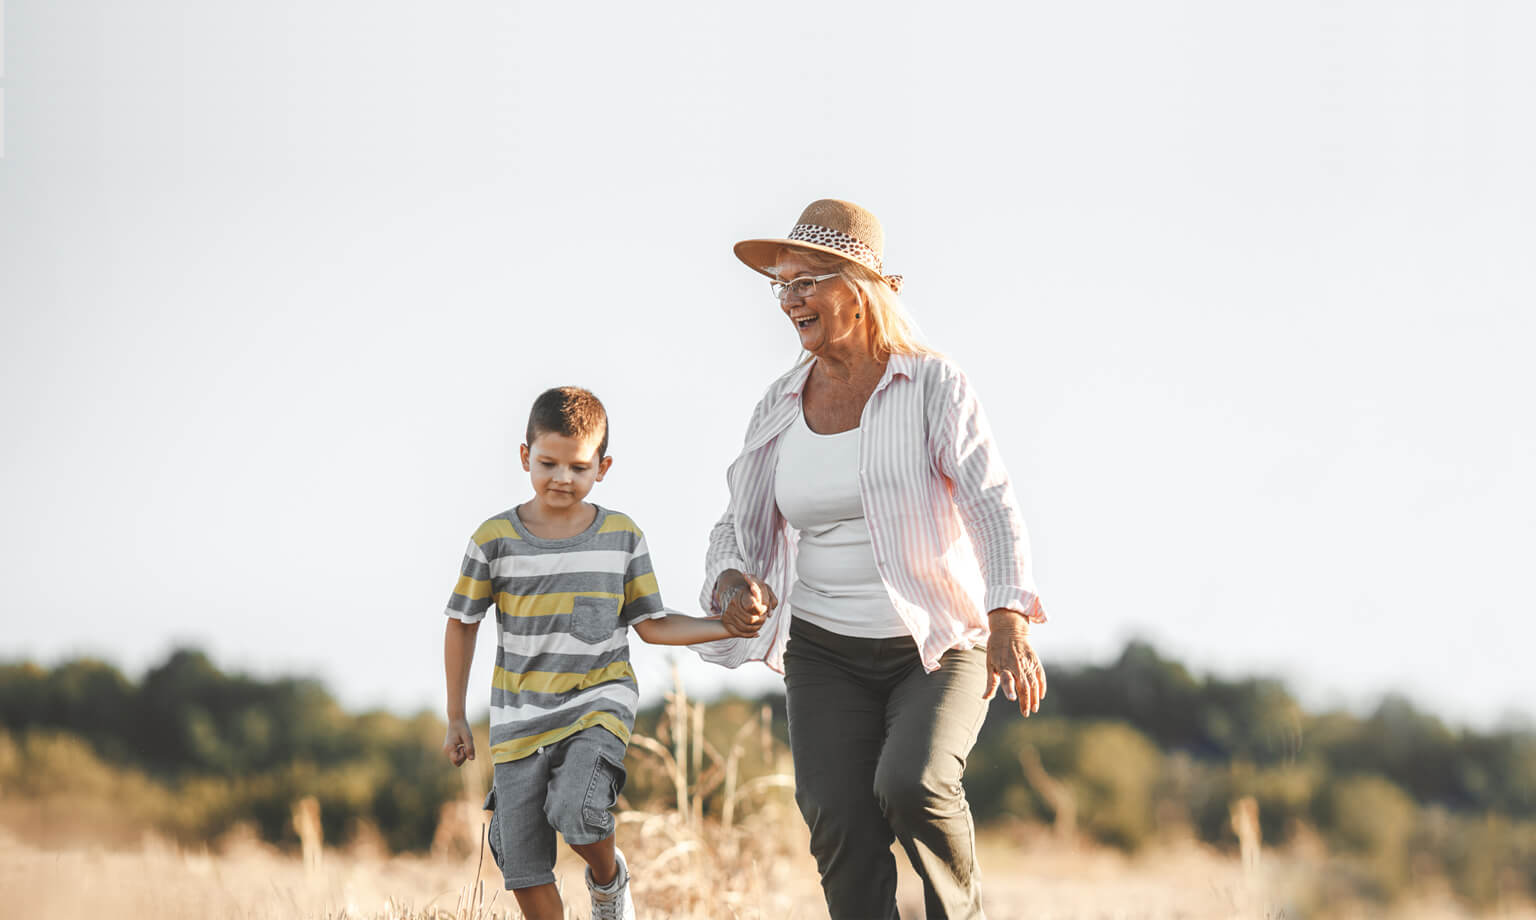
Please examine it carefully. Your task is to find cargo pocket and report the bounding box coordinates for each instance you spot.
[482,787,502,869]
[570,595,620,644]
[581,753,627,831]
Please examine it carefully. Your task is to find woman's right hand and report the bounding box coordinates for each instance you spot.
[715,569,777,637]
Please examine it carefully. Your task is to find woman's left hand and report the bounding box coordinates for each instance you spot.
[984,608,1046,717]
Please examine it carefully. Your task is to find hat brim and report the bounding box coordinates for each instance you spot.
[733,238,879,281]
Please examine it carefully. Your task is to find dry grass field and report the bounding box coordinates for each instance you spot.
[0,817,1216,919]
[5,810,1530,920]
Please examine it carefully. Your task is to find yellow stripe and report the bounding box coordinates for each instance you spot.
[623,571,659,607]
[494,591,622,618]
[453,575,492,601]
[490,712,631,763]
[598,514,640,536]
[474,518,521,545]
[491,661,635,695]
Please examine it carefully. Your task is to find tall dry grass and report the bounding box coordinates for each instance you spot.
[15,814,1509,920]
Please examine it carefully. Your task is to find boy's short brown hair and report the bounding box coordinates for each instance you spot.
[525,386,609,458]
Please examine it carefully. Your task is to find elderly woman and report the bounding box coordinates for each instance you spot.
[693,199,1048,919]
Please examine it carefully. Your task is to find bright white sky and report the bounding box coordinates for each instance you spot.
[2,1,1533,729]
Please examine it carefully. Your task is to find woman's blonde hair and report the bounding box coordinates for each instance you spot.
[776,248,937,361]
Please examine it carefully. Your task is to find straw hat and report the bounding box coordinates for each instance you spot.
[734,199,904,293]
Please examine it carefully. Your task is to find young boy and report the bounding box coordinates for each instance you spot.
[441,386,731,920]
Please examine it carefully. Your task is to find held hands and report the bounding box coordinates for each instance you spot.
[716,570,778,638]
[442,718,476,766]
[983,609,1047,717]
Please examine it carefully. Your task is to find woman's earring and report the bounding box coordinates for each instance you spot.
[855,311,862,319]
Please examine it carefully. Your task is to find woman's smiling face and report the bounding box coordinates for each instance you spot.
[775,252,863,356]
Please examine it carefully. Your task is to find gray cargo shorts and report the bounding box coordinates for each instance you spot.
[483,727,629,890]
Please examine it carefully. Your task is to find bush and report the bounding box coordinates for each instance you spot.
[1319,773,1417,897]
[1072,722,1162,850]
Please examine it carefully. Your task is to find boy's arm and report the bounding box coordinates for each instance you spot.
[442,617,480,765]
[632,612,733,646]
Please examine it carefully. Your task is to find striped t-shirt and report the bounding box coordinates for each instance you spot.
[445,504,666,763]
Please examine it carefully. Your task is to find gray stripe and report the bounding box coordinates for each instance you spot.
[620,595,664,624]
[626,552,655,577]
[488,683,638,719]
[488,698,637,747]
[498,612,624,637]
[459,556,491,580]
[476,537,525,559]
[493,571,627,597]
[448,594,491,616]
[482,529,642,557]
[497,645,632,677]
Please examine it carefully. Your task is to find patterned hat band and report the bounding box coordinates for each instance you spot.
[787,223,904,293]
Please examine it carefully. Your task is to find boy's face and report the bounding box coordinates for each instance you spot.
[519,430,611,512]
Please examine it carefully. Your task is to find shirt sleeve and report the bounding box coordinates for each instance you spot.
[700,508,749,615]
[697,387,776,615]
[445,538,494,623]
[621,528,667,626]
[931,367,1048,623]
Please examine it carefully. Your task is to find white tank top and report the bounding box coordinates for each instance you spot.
[773,408,909,638]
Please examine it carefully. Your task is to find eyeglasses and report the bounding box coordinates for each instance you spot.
[770,273,841,302]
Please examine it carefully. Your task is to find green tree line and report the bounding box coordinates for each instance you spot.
[0,650,457,852]
[961,642,1535,907]
[1,643,1532,908]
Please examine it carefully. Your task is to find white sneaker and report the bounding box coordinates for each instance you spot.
[585,847,636,920]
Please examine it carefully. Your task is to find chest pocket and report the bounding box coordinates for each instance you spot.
[570,595,620,644]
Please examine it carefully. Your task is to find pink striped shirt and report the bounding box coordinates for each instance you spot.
[693,351,1047,674]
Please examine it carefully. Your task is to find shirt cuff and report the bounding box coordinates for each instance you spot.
[685,635,753,668]
[627,608,672,625]
[984,587,1046,624]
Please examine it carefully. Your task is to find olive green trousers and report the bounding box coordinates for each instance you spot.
[784,617,991,920]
